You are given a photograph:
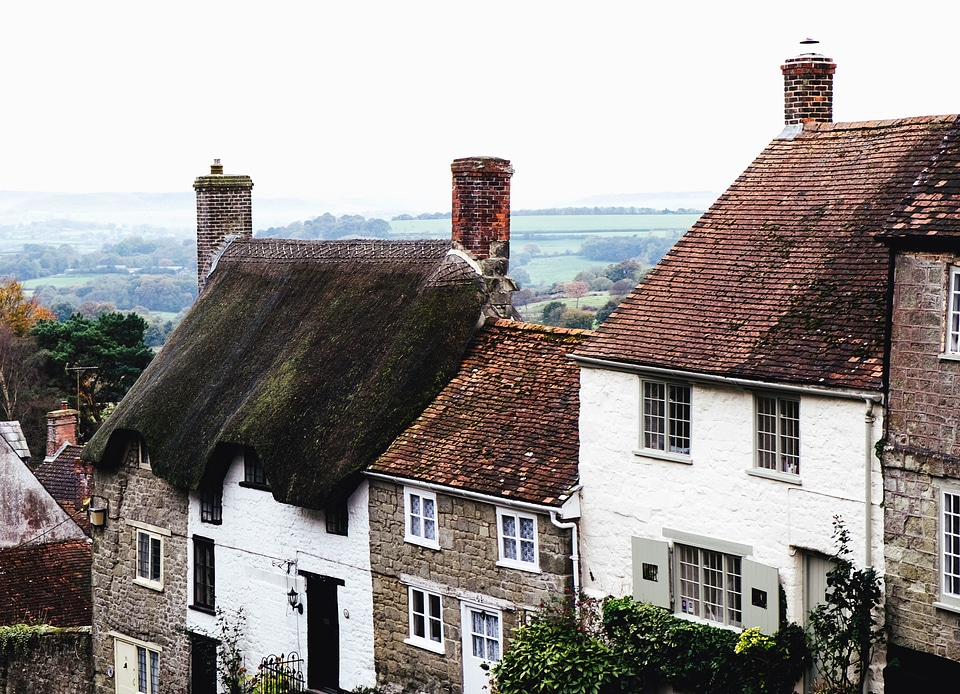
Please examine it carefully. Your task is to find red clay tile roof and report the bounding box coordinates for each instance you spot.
[369,319,589,506]
[33,445,91,535]
[577,115,960,391]
[0,540,92,627]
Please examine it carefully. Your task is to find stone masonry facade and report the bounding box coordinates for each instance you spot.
[368,479,573,694]
[0,630,92,694]
[90,439,190,693]
[884,251,960,660]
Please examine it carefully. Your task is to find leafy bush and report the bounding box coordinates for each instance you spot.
[492,596,810,694]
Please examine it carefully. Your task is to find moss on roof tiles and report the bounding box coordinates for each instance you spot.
[84,239,486,508]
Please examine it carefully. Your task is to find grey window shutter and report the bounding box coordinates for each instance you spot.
[631,537,671,609]
[742,559,779,634]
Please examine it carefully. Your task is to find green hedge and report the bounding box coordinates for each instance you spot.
[492,597,810,694]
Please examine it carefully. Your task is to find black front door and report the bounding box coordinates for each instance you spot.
[302,572,344,692]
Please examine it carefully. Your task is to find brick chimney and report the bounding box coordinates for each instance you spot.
[451,157,517,317]
[781,52,836,125]
[46,401,79,458]
[194,160,254,292]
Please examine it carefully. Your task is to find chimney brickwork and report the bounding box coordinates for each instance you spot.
[781,54,836,125]
[46,403,79,458]
[451,156,517,318]
[194,161,253,292]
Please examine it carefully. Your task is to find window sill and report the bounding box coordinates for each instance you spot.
[133,577,164,592]
[933,600,960,615]
[404,637,445,655]
[404,536,440,551]
[746,468,802,486]
[939,352,960,362]
[238,481,271,491]
[496,559,540,574]
[633,449,692,465]
[189,604,216,616]
[673,610,742,632]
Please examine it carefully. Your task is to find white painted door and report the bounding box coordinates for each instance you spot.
[461,602,502,694]
[804,552,836,693]
[114,638,139,694]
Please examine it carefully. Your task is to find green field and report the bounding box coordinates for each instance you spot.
[388,214,700,238]
[22,274,104,289]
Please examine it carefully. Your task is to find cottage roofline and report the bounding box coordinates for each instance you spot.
[571,354,884,404]
[364,471,580,515]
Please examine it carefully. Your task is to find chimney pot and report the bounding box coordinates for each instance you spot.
[210,159,224,175]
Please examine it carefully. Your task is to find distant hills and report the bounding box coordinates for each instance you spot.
[0,190,719,236]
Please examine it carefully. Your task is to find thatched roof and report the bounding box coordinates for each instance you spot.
[83,239,487,508]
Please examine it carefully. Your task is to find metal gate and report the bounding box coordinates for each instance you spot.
[256,652,305,693]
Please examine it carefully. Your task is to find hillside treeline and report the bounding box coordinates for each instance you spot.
[259,213,391,239]
[579,234,681,262]
[393,206,702,221]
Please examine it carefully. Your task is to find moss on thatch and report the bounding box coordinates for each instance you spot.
[84,239,486,508]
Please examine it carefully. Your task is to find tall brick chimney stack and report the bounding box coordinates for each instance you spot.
[781,50,836,125]
[46,401,79,459]
[451,156,516,318]
[194,160,253,292]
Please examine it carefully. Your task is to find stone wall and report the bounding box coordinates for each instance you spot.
[368,479,573,694]
[90,439,190,694]
[884,251,960,662]
[0,629,91,694]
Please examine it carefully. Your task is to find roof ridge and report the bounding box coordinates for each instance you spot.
[802,114,960,133]
[490,317,595,337]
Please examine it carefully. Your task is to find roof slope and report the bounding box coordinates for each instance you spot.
[578,116,960,391]
[0,539,92,627]
[84,239,488,508]
[33,445,91,535]
[370,319,589,507]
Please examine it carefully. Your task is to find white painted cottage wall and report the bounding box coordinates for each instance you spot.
[185,454,376,691]
[577,366,884,625]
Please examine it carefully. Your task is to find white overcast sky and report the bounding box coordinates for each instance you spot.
[2,0,959,213]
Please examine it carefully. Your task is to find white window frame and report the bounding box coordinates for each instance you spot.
[404,487,439,549]
[405,586,445,654]
[633,531,779,634]
[127,520,170,591]
[676,543,743,628]
[639,379,692,459]
[937,485,960,613]
[496,508,539,572]
[946,266,960,356]
[754,393,800,475]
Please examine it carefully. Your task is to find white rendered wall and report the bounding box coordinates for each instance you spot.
[577,366,884,626]
[185,454,375,692]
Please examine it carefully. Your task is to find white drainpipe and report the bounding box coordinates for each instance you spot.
[550,512,580,600]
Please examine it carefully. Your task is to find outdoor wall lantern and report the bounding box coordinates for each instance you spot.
[87,496,108,527]
[288,587,303,614]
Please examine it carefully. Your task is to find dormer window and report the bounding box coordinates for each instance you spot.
[241,457,270,490]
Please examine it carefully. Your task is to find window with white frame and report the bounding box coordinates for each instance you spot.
[404,487,439,549]
[632,533,780,634]
[947,266,960,354]
[137,645,160,694]
[497,509,539,571]
[941,488,960,610]
[755,394,800,474]
[641,380,691,455]
[128,521,170,590]
[677,544,742,627]
[406,587,444,653]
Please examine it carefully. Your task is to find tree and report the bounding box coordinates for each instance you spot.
[33,312,153,438]
[0,278,55,336]
[565,281,589,308]
[560,309,595,330]
[595,300,621,325]
[541,301,566,327]
[807,516,884,694]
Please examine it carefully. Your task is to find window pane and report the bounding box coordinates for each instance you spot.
[668,385,691,454]
[138,533,149,578]
[945,493,960,597]
[150,651,159,694]
[429,593,441,618]
[519,517,535,540]
[701,550,724,623]
[411,495,421,516]
[138,647,147,693]
[150,537,161,581]
[643,381,666,450]
[678,545,700,616]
